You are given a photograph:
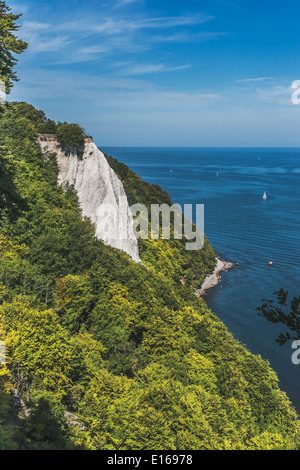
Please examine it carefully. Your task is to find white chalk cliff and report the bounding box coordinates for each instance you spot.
[38,135,140,263]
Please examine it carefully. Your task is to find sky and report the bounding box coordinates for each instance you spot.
[8,0,300,146]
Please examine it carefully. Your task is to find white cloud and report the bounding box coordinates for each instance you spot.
[79,46,111,54]
[114,0,141,6]
[235,77,273,83]
[25,35,73,53]
[84,13,213,37]
[13,4,222,70]
[255,85,294,105]
[153,31,225,43]
[22,20,50,31]
[119,63,190,76]
[15,8,222,69]
[10,67,222,110]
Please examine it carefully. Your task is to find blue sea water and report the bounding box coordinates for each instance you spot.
[102,147,300,412]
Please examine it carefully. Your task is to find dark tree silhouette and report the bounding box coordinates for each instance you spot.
[257,289,300,346]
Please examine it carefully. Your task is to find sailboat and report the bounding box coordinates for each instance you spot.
[262,192,267,200]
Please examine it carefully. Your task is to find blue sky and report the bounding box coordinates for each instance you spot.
[8,0,300,146]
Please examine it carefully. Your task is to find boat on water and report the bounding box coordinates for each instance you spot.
[263,192,267,200]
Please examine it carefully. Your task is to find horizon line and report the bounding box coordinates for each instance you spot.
[99,145,300,149]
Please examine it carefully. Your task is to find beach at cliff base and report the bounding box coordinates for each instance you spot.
[196,258,234,296]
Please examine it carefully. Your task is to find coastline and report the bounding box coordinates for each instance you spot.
[196,257,234,297]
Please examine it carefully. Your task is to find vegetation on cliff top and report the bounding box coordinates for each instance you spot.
[56,123,86,153]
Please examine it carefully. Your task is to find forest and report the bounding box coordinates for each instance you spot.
[0,101,299,450]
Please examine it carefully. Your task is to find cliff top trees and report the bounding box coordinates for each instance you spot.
[56,122,86,153]
[0,1,27,93]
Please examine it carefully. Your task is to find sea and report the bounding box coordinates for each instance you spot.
[102,147,300,412]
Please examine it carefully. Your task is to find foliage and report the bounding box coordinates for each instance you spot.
[22,396,69,450]
[0,101,299,450]
[3,102,57,134]
[0,1,27,93]
[56,122,85,153]
[258,289,300,346]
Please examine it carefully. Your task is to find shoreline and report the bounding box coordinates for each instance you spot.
[196,257,235,297]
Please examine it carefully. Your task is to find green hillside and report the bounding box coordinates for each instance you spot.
[0,102,299,450]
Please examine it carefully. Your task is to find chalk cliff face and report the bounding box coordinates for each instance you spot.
[38,135,140,263]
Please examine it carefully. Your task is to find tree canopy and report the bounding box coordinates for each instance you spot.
[56,123,86,153]
[0,1,27,93]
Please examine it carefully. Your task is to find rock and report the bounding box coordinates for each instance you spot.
[196,257,234,296]
[64,411,85,430]
[11,389,30,418]
[38,135,141,263]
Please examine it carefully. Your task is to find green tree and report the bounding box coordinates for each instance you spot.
[23,396,70,450]
[0,1,28,93]
[0,142,24,222]
[56,123,85,153]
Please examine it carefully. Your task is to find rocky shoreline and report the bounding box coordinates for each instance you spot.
[196,257,235,297]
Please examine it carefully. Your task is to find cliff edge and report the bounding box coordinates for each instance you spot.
[38,134,141,263]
